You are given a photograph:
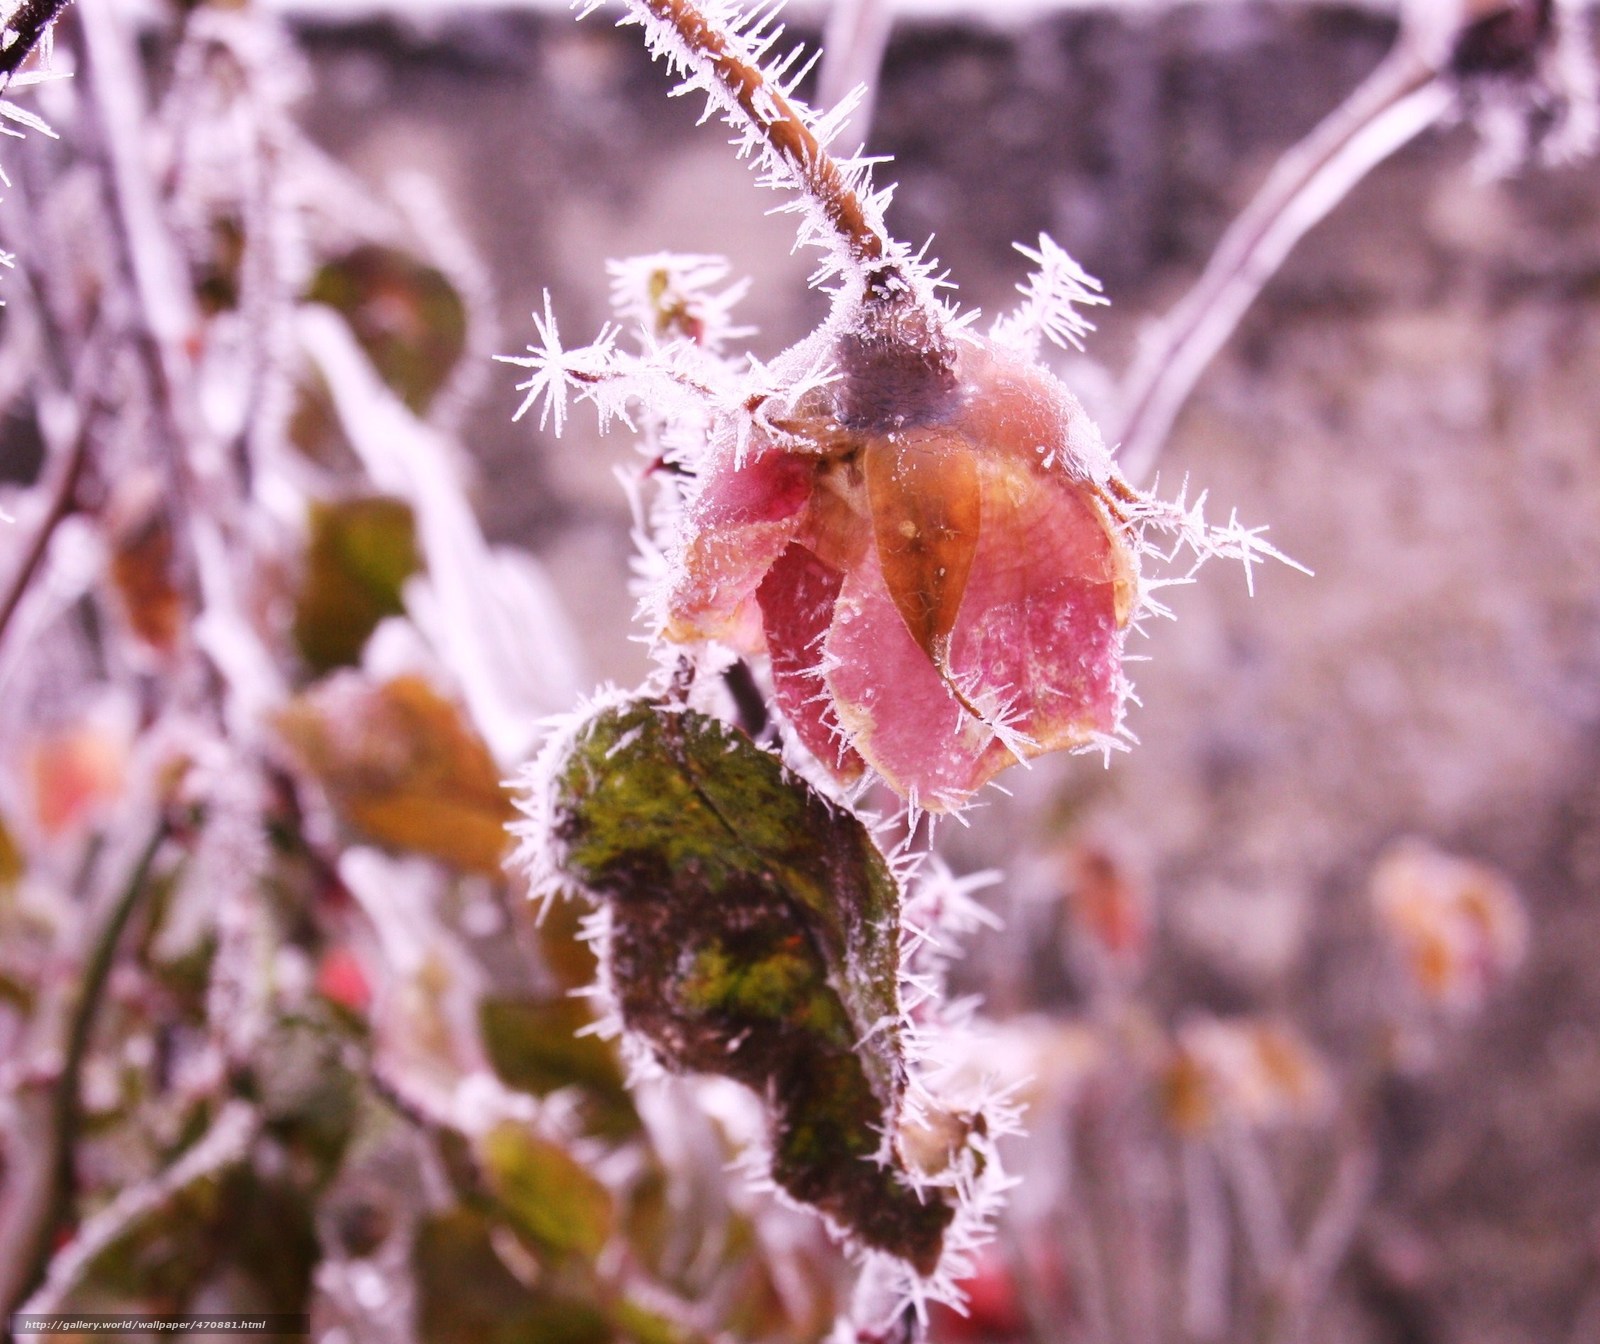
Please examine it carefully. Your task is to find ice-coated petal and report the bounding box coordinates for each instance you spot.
[946,453,1132,752]
[823,541,994,805]
[864,426,981,674]
[757,543,866,781]
[665,446,816,650]
[823,448,1131,806]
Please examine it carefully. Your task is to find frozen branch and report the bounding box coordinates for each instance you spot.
[818,0,893,148]
[1114,44,1451,482]
[0,396,89,648]
[15,1101,261,1323]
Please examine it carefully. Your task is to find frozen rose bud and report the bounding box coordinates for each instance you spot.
[664,322,1136,809]
[1370,839,1527,1011]
[1160,1017,1330,1135]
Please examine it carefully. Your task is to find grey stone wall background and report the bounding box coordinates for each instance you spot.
[299,6,1600,1340]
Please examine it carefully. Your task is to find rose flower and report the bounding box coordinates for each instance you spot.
[662,309,1139,811]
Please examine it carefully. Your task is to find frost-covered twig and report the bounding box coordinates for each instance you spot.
[626,0,887,264]
[1114,43,1447,482]
[0,0,72,89]
[0,394,89,646]
[15,1101,260,1323]
[0,821,168,1318]
[818,0,893,148]
[73,0,211,619]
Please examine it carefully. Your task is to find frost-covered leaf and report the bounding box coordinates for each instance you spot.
[276,673,513,874]
[539,698,953,1272]
[305,244,467,415]
[292,496,421,674]
[477,1121,614,1259]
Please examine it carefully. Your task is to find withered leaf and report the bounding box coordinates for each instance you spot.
[277,673,513,875]
[547,699,952,1273]
[107,479,184,653]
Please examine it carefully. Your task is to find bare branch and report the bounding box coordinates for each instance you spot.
[1113,45,1451,483]
[16,1102,261,1323]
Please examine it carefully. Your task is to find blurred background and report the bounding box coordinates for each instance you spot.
[3,1,1599,1341]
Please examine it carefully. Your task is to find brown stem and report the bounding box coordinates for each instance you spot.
[1115,43,1450,484]
[0,0,73,88]
[0,408,89,648]
[634,0,888,269]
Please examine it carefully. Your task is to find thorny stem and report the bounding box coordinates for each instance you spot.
[0,0,72,89]
[1114,43,1451,483]
[634,0,891,270]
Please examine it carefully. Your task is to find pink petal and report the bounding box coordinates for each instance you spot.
[665,446,815,650]
[757,543,865,782]
[823,451,1132,808]
[823,542,995,806]
[946,454,1131,753]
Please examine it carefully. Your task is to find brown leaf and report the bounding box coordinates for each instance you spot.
[277,674,513,874]
[107,475,184,652]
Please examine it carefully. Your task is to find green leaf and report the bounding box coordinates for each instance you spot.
[306,245,467,415]
[480,997,639,1139]
[546,700,952,1274]
[293,496,422,674]
[414,1208,612,1344]
[477,1121,614,1260]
